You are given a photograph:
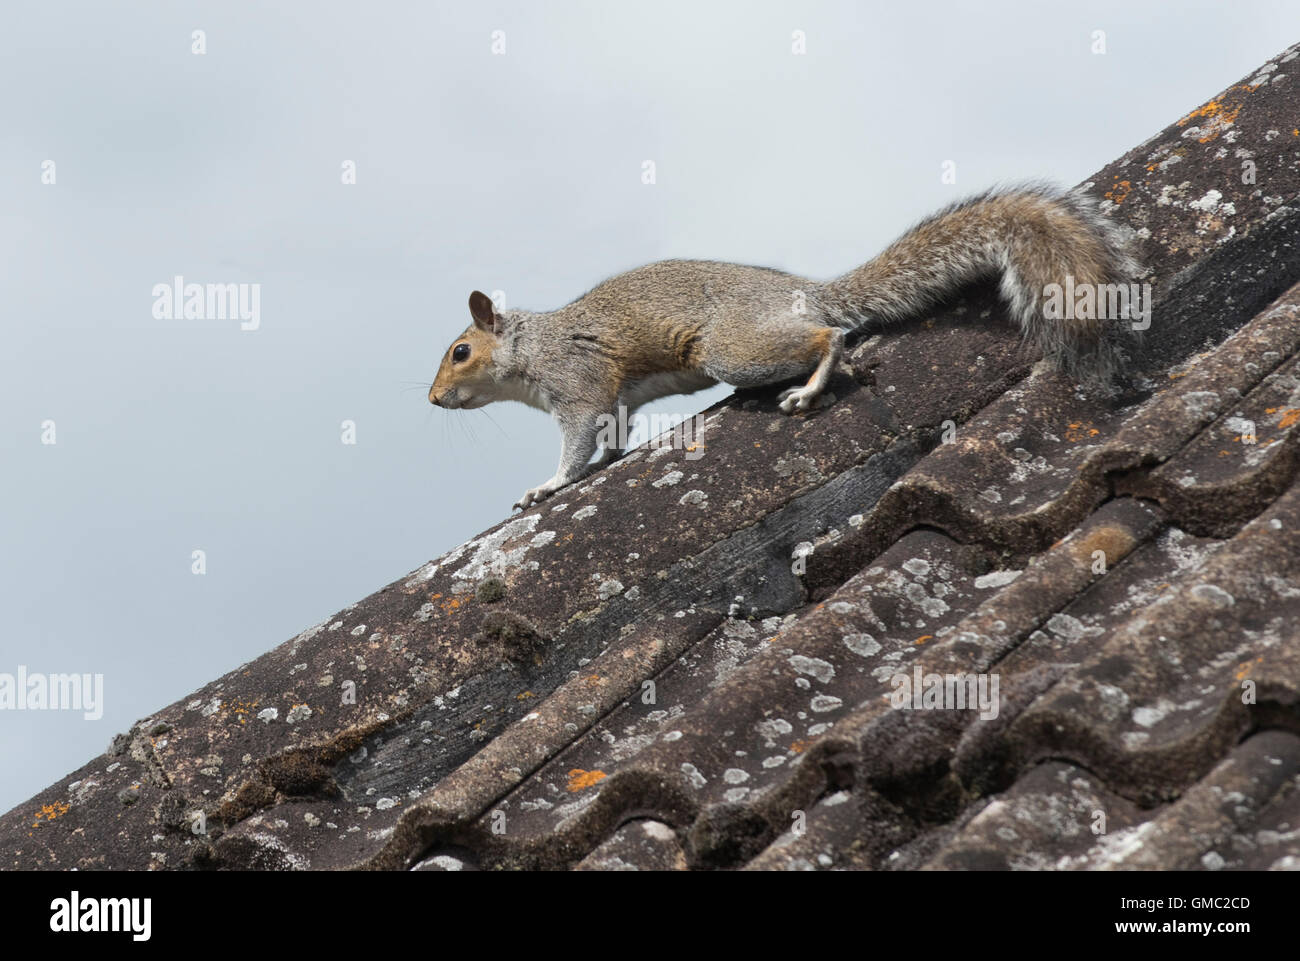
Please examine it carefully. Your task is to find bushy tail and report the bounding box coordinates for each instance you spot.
[819,183,1141,382]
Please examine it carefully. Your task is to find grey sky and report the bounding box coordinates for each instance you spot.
[2,0,1295,814]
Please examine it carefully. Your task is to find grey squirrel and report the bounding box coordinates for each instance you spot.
[429,184,1138,509]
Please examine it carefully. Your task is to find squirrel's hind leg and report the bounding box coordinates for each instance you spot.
[777,327,844,413]
[701,319,843,413]
[702,320,839,392]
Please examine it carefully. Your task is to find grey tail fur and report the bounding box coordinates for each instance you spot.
[817,182,1141,382]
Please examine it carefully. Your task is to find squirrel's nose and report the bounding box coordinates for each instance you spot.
[428,388,442,407]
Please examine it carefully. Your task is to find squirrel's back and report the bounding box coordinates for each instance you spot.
[554,260,810,378]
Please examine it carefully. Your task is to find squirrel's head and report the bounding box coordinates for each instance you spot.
[429,291,504,410]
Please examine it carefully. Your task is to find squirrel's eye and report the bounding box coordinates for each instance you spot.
[452,343,471,363]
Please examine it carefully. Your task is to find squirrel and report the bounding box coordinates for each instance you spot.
[429,184,1138,510]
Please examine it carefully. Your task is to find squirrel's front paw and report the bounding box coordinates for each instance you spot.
[513,479,559,511]
[777,385,819,413]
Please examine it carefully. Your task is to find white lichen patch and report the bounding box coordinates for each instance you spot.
[596,579,625,600]
[1132,698,1175,728]
[447,515,542,583]
[680,763,707,789]
[1189,189,1223,213]
[754,718,792,747]
[1181,391,1221,419]
[775,455,822,481]
[1191,583,1235,607]
[788,655,835,684]
[843,633,881,658]
[642,821,676,842]
[1045,612,1102,642]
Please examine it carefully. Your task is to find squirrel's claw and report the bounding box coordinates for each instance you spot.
[777,385,818,413]
[514,479,559,511]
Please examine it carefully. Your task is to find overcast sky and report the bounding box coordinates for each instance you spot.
[2,1,1295,816]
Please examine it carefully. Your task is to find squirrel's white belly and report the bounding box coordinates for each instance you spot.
[621,370,718,409]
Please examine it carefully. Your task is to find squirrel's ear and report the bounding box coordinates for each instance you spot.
[468,291,499,335]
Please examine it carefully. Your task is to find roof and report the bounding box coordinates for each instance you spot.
[5,41,1300,872]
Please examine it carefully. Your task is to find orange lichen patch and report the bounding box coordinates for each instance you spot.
[32,801,71,827]
[1176,87,1252,142]
[566,768,607,792]
[220,697,260,725]
[1178,96,1226,125]
[789,739,811,754]
[1235,656,1264,681]
[1064,421,1101,443]
[1277,409,1300,430]
[515,690,536,701]
[684,443,705,454]
[1168,372,1187,380]
[427,592,466,614]
[1104,179,1132,205]
[914,635,932,645]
